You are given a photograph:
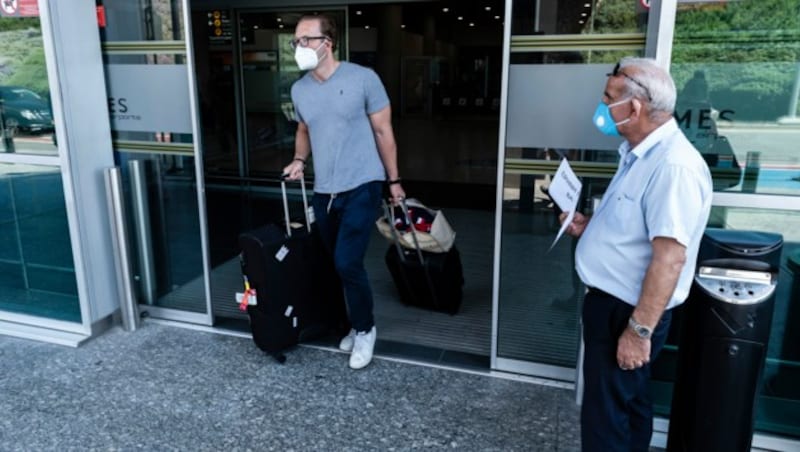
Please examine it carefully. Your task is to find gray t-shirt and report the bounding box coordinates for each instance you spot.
[292,61,390,194]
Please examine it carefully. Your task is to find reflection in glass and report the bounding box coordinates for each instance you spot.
[0,163,79,322]
[511,0,648,35]
[497,165,612,367]
[0,16,57,155]
[672,0,800,196]
[101,0,184,42]
[651,206,800,438]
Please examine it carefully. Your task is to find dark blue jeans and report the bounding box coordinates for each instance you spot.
[312,181,382,333]
[581,289,672,452]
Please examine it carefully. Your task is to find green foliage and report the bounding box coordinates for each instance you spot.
[0,27,49,97]
[7,47,49,96]
[590,0,643,34]
[0,17,40,32]
[672,0,800,121]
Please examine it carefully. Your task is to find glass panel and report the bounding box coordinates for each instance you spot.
[0,16,57,155]
[117,153,206,313]
[102,53,192,140]
[672,0,800,196]
[101,0,184,42]
[651,206,800,439]
[499,0,650,370]
[511,0,649,35]
[193,8,238,177]
[0,163,79,322]
[239,10,347,180]
[498,163,612,366]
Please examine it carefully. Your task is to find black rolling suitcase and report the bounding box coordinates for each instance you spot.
[238,177,347,362]
[383,201,464,315]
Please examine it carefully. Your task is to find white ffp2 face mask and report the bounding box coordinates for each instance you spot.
[294,41,326,71]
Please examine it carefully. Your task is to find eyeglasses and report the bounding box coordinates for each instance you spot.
[607,62,652,102]
[290,36,328,49]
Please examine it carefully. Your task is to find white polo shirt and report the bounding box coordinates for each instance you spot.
[575,119,713,310]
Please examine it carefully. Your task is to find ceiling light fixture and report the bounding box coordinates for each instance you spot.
[485,6,491,11]
[356,10,362,15]
[457,16,463,20]
[442,7,449,12]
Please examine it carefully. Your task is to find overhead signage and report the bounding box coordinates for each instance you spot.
[207,10,232,45]
[0,0,39,17]
[105,64,192,134]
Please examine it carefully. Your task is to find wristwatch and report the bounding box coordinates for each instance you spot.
[628,316,653,339]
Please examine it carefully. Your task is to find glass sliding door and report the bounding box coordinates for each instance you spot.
[100,0,211,323]
[494,0,651,379]
[193,8,345,327]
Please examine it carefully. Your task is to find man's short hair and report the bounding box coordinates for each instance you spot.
[618,57,677,119]
[298,14,337,51]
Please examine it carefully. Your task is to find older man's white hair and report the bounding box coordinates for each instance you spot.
[618,57,676,120]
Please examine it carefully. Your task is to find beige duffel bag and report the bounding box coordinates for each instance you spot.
[375,198,456,253]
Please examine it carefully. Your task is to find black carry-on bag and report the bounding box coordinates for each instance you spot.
[238,177,348,362]
[383,200,464,315]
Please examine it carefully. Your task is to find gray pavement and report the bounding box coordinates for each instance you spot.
[0,322,583,451]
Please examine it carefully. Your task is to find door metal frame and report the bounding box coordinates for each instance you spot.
[129,0,216,326]
[0,0,94,342]
[182,0,215,326]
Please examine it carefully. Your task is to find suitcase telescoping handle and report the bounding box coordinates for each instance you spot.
[383,198,425,265]
[280,174,311,237]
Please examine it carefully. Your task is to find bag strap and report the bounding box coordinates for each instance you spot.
[398,198,426,264]
[382,201,408,263]
[280,174,311,237]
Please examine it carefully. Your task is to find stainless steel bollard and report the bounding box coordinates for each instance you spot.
[104,167,140,332]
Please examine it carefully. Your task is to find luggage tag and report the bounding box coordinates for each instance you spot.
[237,276,257,310]
[236,289,257,310]
[275,245,290,261]
[307,206,315,224]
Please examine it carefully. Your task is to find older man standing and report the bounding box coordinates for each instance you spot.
[561,57,713,451]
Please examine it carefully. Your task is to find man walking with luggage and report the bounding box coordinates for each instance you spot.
[561,57,712,451]
[283,14,405,370]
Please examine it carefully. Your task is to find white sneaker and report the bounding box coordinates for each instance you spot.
[338,329,357,352]
[349,326,377,370]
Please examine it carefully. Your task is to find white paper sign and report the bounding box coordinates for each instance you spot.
[548,159,582,251]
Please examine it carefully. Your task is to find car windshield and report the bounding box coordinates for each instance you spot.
[1,88,42,102]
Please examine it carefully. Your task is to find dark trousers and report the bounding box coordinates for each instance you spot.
[312,181,382,333]
[581,289,672,452]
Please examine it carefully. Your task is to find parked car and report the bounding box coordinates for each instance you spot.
[0,86,55,136]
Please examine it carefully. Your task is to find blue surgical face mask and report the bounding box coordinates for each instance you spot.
[592,98,632,136]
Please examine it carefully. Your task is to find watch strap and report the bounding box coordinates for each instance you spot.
[628,316,652,339]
